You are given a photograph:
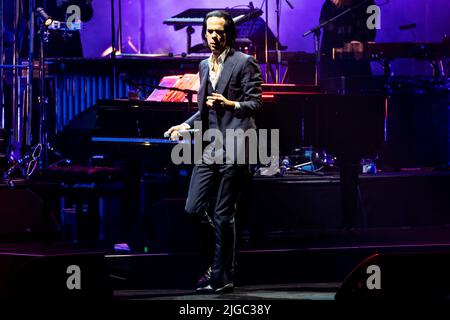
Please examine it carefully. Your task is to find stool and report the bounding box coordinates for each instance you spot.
[45,165,125,246]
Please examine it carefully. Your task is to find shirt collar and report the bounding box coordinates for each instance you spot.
[208,47,231,66]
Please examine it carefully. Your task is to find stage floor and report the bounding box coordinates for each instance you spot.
[1,169,450,301]
[114,283,338,300]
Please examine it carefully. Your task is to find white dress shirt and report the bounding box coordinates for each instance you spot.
[208,47,240,109]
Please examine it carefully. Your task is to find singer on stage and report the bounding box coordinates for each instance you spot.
[165,10,263,293]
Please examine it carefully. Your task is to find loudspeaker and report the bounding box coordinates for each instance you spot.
[336,251,450,301]
[136,177,205,253]
[380,90,449,169]
[0,251,112,300]
[0,187,44,240]
[246,178,343,239]
[144,198,202,253]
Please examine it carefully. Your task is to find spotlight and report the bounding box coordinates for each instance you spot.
[36,7,53,27]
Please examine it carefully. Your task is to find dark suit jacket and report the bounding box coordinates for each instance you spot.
[184,48,263,132]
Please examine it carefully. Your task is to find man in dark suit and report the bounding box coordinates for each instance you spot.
[165,10,263,293]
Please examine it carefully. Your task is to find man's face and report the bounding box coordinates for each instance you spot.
[205,17,227,55]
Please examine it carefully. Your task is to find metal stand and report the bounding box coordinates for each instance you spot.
[313,30,321,86]
[37,16,48,171]
[110,0,117,98]
[139,0,145,53]
[25,0,35,147]
[2,2,48,184]
[109,0,125,96]
[118,0,123,54]
[275,0,281,83]
[12,0,21,154]
[264,0,269,82]
[1,0,36,180]
[0,0,4,130]
[263,0,293,83]
[186,26,195,54]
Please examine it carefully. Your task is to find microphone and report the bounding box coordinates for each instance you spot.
[164,129,199,139]
[36,7,53,26]
[400,23,416,30]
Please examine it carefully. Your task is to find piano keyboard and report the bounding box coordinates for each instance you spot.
[91,136,192,145]
[164,17,203,24]
[164,15,245,25]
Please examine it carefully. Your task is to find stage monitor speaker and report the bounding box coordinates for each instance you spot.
[335,251,450,301]
[0,187,44,240]
[381,90,449,169]
[0,252,112,300]
[143,198,202,253]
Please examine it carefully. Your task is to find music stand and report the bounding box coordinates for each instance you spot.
[125,76,198,116]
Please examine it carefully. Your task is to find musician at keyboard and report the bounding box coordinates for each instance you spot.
[319,0,377,80]
[165,10,263,294]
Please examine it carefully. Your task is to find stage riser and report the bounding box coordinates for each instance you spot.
[2,173,449,249]
[0,187,44,241]
[248,173,450,238]
[0,253,111,299]
[138,173,450,251]
[336,251,450,301]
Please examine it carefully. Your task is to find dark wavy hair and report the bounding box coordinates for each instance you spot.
[202,10,236,48]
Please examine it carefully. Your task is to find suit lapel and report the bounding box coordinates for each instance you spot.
[197,61,209,111]
[215,49,237,95]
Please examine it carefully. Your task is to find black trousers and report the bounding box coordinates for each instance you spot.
[185,163,249,285]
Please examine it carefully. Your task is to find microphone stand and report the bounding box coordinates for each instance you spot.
[303,0,373,86]
[275,0,293,84]
[264,0,268,82]
[37,14,48,172]
[264,0,294,83]
[110,0,117,98]
[275,0,280,83]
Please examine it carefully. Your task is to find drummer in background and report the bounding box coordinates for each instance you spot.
[319,0,377,81]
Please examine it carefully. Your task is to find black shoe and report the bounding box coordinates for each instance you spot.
[196,267,212,290]
[196,277,234,294]
[196,282,234,294]
[214,282,234,293]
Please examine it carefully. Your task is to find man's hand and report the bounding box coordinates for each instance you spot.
[165,123,191,141]
[206,93,235,109]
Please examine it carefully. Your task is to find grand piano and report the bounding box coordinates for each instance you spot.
[55,42,450,231]
[54,85,386,232]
